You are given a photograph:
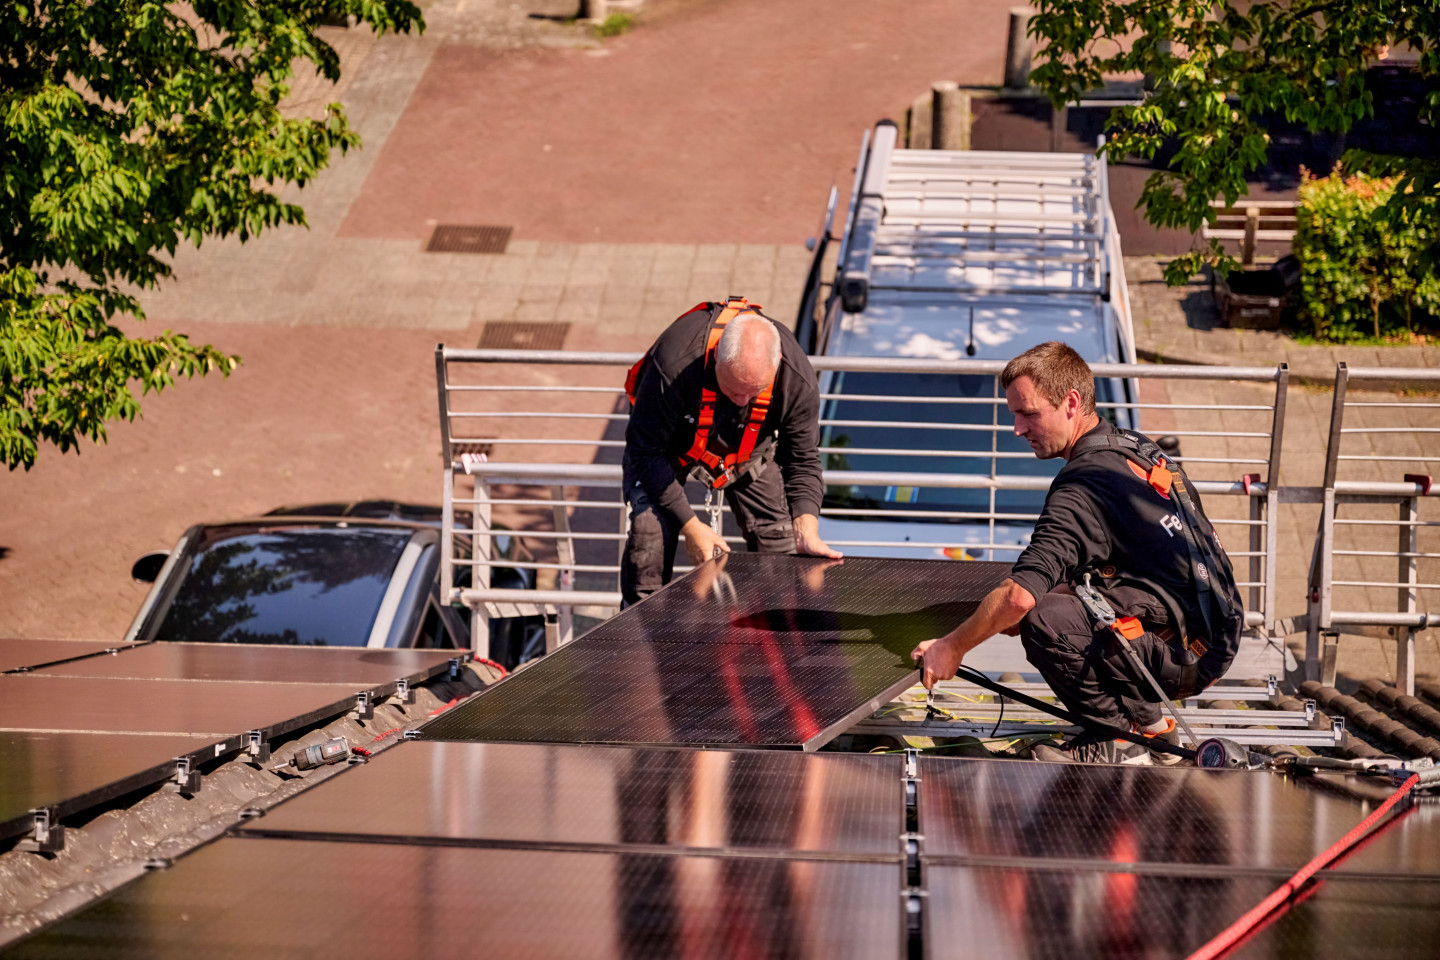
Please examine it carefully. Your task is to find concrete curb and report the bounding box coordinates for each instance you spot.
[1134,345,1339,385]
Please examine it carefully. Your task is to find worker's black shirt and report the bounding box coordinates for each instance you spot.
[625,304,824,528]
[1010,420,1241,659]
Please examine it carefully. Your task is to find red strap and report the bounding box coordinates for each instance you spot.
[679,299,776,487]
[1185,774,1421,960]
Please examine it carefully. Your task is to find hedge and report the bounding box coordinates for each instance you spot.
[1294,166,1440,341]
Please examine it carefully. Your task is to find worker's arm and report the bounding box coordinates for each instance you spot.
[773,352,824,529]
[625,358,699,529]
[909,579,1036,688]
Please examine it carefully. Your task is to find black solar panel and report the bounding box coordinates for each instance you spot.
[34,643,457,686]
[0,675,363,738]
[421,638,916,749]
[917,756,1440,877]
[242,741,904,858]
[924,863,1440,960]
[588,555,1008,657]
[11,837,905,960]
[0,731,224,841]
[424,555,1008,749]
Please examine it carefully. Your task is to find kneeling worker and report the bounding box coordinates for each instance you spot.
[622,296,841,606]
[911,342,1243,764]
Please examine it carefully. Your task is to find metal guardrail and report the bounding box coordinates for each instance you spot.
[1305,363,1440,695]
[861,673,1328,748]
[436,349,1290,657]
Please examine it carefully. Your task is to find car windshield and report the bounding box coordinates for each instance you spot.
[146,525,413,645]
[820,372,1113,522]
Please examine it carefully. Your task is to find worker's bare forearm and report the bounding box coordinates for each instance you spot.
[938,579,1034,655]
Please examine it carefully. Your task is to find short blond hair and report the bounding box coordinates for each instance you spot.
[1001,341,1095,414]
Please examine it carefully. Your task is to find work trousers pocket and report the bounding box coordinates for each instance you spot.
[747,519,795,555]
[1108,631,1192,703]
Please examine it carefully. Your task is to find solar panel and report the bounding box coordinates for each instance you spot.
[241,740,904,858]
[596,555,1013,644]
[0,675,364,738]
[11,837,906,960]
[588,555,1009,656]
[0,731,224,842]
[924,863,1440,960]
[917,756,1438,876]
[421,638,916,749]
[34,643,458,686]
[0,638,132,673]
[424,555,1009,749]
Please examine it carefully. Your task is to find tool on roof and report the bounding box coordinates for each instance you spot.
[274,738,351,772]
[1075,572,1202,749]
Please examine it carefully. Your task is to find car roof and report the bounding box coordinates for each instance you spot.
[262,500,444,525]
[827,299,1116,362]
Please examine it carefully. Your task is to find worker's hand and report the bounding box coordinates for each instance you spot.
[793,514,843,559]
[910,636,963,690]
[681,517,730,566]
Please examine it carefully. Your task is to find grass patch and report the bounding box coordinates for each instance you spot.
[594,12,634,37]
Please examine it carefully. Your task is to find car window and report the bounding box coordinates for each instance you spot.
[820,373,1116,521]
[146,526,413,645]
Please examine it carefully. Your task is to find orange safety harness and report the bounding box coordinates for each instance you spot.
[625,297,775,490]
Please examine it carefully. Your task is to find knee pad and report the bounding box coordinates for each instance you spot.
[628,504,664,537]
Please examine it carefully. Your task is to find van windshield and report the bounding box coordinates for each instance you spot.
[820,371,1104,521]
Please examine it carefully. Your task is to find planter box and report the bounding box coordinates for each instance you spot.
[1211,256,1301,330]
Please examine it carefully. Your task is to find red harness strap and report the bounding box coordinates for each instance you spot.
[679,297,774,489]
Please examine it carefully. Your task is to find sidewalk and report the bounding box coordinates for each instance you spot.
[1126,257,1440,380]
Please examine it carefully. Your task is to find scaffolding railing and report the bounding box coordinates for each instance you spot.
[435,348,1290,659]
[1304,363,1440,695]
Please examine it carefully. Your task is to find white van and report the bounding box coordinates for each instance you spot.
[800,122,1141,561]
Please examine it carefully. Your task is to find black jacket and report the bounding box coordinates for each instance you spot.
[625,304,824,528]
[1009,420,1243,671]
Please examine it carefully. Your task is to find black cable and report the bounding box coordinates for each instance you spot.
[989,693,1004,739]
[953,664,1198,761]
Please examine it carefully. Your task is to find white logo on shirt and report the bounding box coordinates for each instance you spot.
[1160,515,1183,538]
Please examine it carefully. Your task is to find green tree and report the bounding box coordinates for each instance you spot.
[1027,2,1440,285]
[1,1,422,469]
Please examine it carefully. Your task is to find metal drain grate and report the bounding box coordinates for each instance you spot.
[426,224,513,254]
[478,322,570,351]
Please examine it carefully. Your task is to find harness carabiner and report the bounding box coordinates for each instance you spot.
[704,488,724,534]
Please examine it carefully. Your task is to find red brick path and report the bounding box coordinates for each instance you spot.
[340,0,1008,243]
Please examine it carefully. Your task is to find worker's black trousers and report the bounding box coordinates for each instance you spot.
[620,456,794,607]
[1020,586,1214,732]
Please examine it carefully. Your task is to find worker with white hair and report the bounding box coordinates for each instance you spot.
[621,296,841,605]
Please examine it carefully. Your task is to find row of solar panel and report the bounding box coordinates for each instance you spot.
[14,740,1440,958]
[1,556,1005,843]
[0,641,460,842]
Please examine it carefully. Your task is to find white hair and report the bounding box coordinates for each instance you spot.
[715,313,781,373]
